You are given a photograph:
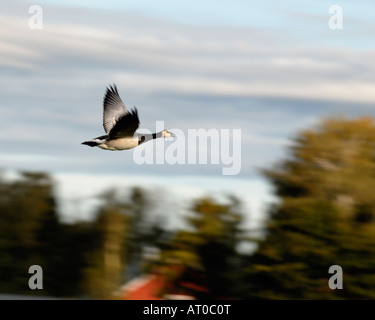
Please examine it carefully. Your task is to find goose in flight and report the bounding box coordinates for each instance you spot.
[82,84,174,150]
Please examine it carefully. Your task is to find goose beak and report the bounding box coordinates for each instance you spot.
[166,130,175,139]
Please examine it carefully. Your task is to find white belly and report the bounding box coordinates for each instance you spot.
[99,137,138,150]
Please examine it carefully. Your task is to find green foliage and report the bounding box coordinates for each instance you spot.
[84,188,131,299]
[84,187,160,299]
[0,173,158,299]
[158,196,245,299]
[245,117,375,299]
[0,172,92,296]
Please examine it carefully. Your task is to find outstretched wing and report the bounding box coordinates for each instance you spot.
[103,84,128,134]
[109,107,140,139]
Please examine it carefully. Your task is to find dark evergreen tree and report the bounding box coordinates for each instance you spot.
[244,117,375,299]
[158,196,245,299]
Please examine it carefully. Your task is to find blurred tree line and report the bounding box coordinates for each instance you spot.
[0,173,160,298]
[1,116,375,299]
[244,117,375,299]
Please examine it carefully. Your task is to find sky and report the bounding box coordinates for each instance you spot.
[1,0,375,228]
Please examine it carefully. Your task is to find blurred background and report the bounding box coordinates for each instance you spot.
[1,0,375,299]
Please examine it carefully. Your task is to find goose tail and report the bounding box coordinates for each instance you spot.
[82,140,100,147]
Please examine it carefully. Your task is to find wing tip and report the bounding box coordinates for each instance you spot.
[106,83,118,94]
[103,83,121,107]
[130,106,139,122]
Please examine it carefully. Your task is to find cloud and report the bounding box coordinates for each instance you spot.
[3,3,375,102]
[1,0,374,183]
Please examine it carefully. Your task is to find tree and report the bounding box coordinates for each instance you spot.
[245,117,375,299]
[0,172,57,295]
[84,186,157,299]
[126,187,153,279]
[0,171,94,297]
[84,189,129,299]
[158,196,245,299]
[0,172,162,298]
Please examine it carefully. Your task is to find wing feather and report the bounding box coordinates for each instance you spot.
[109,107,140,138]
[103,84,128,134]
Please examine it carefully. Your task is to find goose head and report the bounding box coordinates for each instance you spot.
[162,130,175,138]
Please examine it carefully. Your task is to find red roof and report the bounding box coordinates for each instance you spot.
[121,274,164,300]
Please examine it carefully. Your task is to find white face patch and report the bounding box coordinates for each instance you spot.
[163,130,173,138]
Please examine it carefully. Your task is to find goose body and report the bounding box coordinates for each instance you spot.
[87,136,139,151]
[82,84,173,150]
